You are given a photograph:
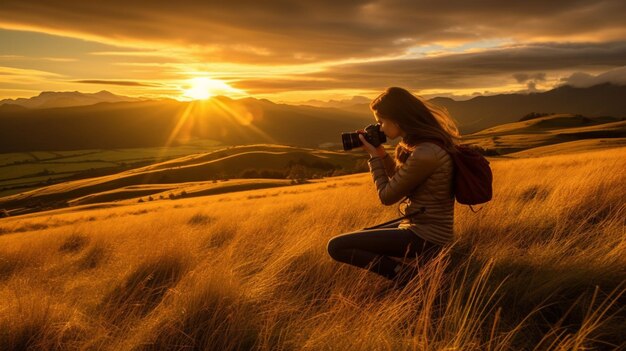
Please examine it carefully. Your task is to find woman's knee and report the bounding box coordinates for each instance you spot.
[327,235,346,259]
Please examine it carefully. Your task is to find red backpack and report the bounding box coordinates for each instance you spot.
[448,144,493,205]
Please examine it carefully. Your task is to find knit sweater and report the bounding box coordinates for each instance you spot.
[367,142,455,245]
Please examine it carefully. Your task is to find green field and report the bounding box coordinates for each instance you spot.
[0,139,224,197]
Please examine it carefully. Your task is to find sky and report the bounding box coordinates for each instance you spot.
[1,0,626,103]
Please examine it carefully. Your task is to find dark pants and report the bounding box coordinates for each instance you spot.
[327,227,442,281]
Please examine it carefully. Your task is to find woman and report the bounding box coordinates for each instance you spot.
[327,87,461,286]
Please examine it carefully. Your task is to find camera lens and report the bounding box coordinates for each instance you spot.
[341,132,362,151]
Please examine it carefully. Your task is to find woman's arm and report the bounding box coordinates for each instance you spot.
[357,132,396,176]
[368,145,439,205]
[380,153,397,177]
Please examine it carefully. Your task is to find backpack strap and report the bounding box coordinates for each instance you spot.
[363,206,426,230]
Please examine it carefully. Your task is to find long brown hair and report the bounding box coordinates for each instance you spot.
[369,87,461,165]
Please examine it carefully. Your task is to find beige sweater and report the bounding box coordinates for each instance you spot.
[367,142,455,245]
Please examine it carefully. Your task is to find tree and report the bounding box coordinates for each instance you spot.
[311,160,335,170]
[262,169,285,179]
[288,164,307,183]
[240,169,260,178]
[353,159,370,173]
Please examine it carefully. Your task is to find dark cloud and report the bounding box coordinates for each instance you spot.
[2,1,625,64]
[74,80,157,87]
[513,73,546,83]
[233,42,626,93]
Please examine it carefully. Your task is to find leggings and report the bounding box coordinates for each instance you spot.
[327,227,442,281]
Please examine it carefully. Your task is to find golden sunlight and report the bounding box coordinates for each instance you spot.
[182,77,235,100]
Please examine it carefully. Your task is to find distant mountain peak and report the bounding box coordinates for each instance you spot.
[429,96,456,103]
[93,90,117,97]
[0,90,141,109]
[301,95,371,108]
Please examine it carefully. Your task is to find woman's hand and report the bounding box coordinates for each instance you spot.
[357,132,387,159]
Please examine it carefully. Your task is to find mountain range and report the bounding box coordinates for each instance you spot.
[0,90,143,109]
[0,84,624,153]
[300,95,371,109]
[342,83,626,133]
[0,97,372,152]
[431,83,626,133]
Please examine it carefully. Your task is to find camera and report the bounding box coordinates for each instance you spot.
[341,123,387,151]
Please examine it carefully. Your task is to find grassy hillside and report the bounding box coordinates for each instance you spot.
[0,147,624,350]
[462,113,626,156]
[508,138,626,157]
[0,144,371,215]
[0,140,224,198]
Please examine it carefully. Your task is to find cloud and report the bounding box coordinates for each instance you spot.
[73,79,158,87]
[232,41,626,93]
[0,66,63,86]
[559,66,626,87]
[0,54,77,63]
[513,72,546,92]
[0,66,62,77]
[2,2,626,100]
[1,1,625,64]
[513,72,546,83]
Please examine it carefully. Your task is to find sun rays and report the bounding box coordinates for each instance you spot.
[159,97,276,153]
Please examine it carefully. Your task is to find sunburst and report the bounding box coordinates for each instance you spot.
[182,77,234,100]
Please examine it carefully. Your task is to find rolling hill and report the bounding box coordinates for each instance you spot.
[2,112,625,216]
[462,113,626,156]
[0,144,369,215]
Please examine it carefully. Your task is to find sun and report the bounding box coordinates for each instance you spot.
[182,77,234,101]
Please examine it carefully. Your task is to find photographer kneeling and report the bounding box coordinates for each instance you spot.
[327,87,460,287]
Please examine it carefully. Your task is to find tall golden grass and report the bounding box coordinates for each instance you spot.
[0,146,624,350]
